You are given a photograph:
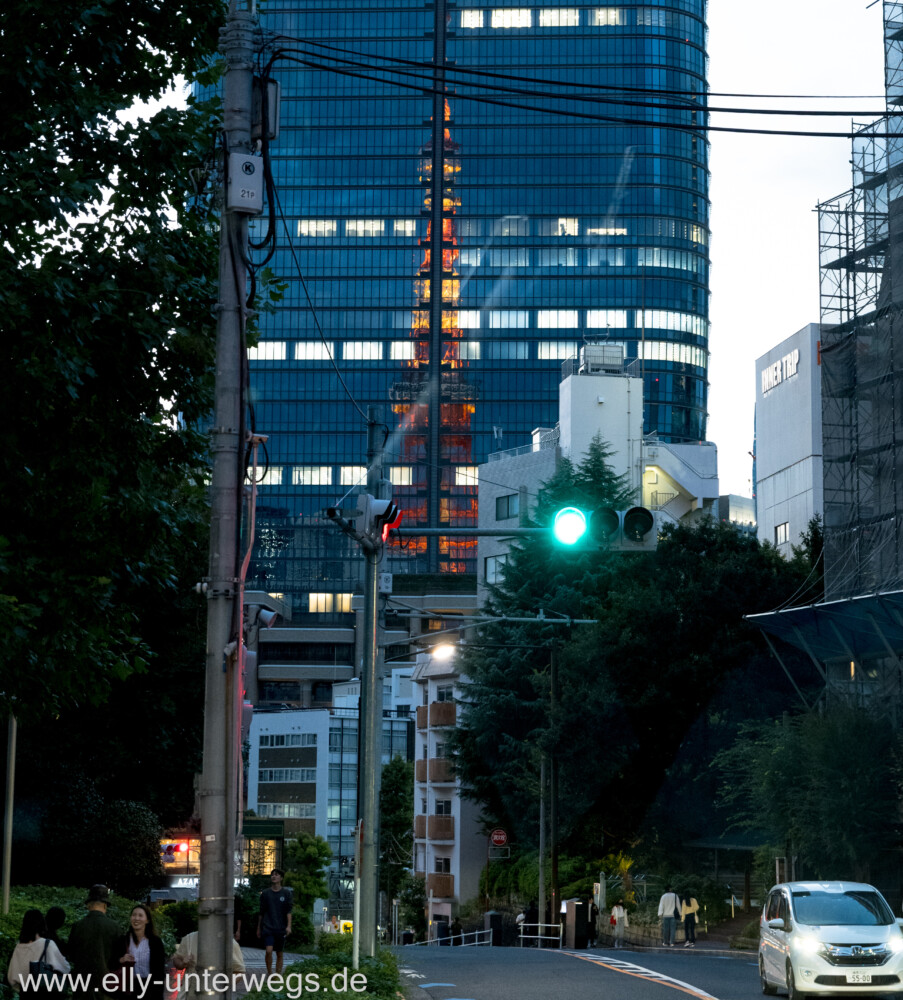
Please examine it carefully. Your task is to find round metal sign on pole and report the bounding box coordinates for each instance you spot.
[489,828,508,847]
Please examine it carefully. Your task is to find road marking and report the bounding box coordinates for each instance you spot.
[419,984,456,988]
[560,952,722,1000]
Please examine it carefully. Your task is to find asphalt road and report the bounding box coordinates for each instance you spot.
[395,945,764,1000]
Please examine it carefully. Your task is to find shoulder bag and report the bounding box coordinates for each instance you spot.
[29,940,55,987]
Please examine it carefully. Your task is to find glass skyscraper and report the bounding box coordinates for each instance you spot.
[247,0,710,613]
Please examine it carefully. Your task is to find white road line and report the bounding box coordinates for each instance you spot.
[561,951,722,1000]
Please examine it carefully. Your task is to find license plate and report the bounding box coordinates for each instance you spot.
[846,973,872,984]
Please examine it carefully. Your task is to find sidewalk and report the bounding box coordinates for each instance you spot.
[239,946,313,969]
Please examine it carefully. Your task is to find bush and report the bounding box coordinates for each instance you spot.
[156,900,198,940]
[242,949,400,1000]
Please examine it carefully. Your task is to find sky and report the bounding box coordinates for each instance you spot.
[706,0,886,496]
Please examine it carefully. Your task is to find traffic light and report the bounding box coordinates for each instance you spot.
[551,505,659,551]
[351,494,403,543]
[591,506,658,551]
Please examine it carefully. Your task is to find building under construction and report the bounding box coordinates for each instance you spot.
[750,1,903,710]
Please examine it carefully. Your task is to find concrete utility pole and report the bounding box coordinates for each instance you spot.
[197,0,258,987]
[357,409,385,958]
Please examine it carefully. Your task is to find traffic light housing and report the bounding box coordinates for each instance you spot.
[357,494,402,543]
[551,505,659,551]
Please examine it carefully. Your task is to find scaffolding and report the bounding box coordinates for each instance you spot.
[817,0,903,602]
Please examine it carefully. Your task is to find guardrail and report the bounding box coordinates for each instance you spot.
[406,928,493,947]
[518,922,562,948]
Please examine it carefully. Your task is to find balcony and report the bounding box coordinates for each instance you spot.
[414,815,426,839]
[414,759,427,783]
[427,815,454,840]
[416,705,429,730]
[429,758,454,783]
[429,702,456,727]
[426,873,454,898]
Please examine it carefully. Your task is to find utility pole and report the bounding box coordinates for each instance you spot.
[197,0,259,987]
[358,409,384,958]
[549,641,560,937]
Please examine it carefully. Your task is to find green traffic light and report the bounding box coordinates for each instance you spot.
[553,506,587,545]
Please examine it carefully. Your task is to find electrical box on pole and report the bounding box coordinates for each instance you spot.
[226,153,264,214]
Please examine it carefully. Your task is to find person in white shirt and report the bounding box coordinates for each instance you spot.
[657,887,681,947]
[610,899,629,949]
[170,932,245,1000]
[7,909,69,993]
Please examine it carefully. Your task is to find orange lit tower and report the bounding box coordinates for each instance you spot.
[390,98,478,574]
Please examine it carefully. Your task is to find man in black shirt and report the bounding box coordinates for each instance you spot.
[68,884,120,998]
[256,868,293,974]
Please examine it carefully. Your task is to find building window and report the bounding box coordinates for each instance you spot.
[297,219,337,237]
[454,310,481,328]
[455,466,479,487]
[435,741,447,758]
[393,219,417,236]
[489,310,529,329]
[436,685,454,703]
[390,466,413,486]
[421,798,427,813]
[593,8,623,26]
[258,768,317,783]
[259,733,317,747]
[422,743,428,759]
[247,341,286,361]
[537,341,578,360]
[586,309,629,328]
[538,309,578,329]
[308,592,352,614]
[255,467,283,486]
[435,799,453,815]
[434,857,451,873]
[495,493,519,521]
[342,341,382,361]
[460,9,484,28]
[775,522,790,545]
[491,9,532,28]
[346,219,385,237]
[256,803,316,819]
[293,465,332,486]
[485,553,508,585]
[338,465,366,485]
[539,8,579,26]
[295,342,334,361]
[390,342,415,360]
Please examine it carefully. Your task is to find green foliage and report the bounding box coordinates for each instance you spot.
[378,756,414,900]
[454,438,812,853]
[243,950,400,1000]
[715,706,901,881]
[397,873,427,940]
[157,900,199,940]
[0,0,222,729]
[283,834,332,945]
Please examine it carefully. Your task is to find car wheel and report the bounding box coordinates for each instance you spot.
[760,957,778,995]
[786,962,799,1000]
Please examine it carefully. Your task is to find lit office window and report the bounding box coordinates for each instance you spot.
[390,342,415,360]
[644,311,708,337]
[343,341,382,360]
[309,593,353,613]
[255,467,283,486]
[556,217,579,236]
[339,465,366,485]
[293,466,332,486]
[247,341,286,361]
[390,467,413,486]
[458,342,481,360]
[297,219,336,237]
[491,9,532,28]
[537,310,578,328]
[489,310,529,328]
[636,341,708,368]
[775,522,790,546]
[393,219,418,236]
[460,9,484,27]
[295,342,333,361]
[540,8,578,26]
[537,341,578,360]
[458,249,483,267]
[454,310,481,328]
[455,466,479,487]
[346,219,385,237]
[593,8,623,25]
[586,309,629,328]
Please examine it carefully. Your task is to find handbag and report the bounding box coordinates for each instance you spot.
[609,915,617,926]
[29,940,55,987]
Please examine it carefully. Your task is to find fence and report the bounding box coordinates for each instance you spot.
[517,922,562,948]
[406,928,493,947]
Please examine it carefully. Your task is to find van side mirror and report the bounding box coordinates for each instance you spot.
[767,918,786,930]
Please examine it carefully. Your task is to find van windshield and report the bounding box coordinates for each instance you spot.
[791,891,894,926]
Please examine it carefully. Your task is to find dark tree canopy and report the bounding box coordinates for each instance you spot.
[453,441,811,851]
[0,1,222,720]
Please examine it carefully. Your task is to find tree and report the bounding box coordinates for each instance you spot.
[283,833,332,944]
[715,706,901,881]
[453,441,812,851]
[379,756,414,902]
[0,1,222,720]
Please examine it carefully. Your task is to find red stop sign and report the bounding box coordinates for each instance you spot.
[490,828,508,847]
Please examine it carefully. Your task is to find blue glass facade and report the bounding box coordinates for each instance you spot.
[247,1,710,610]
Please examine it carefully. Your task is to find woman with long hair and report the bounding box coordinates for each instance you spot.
[118,905,165,1000]
[7,909,69,993]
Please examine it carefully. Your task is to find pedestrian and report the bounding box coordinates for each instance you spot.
[681,892,700,948]
[171,931,245,1000]
[515,907,525,944]
[450,916,463,945]
[587,900,599,947]
[256,868,293,975]
[44,908,67,958]
[657,886,681,947]
[7,909,69,994]
[610,898,629,949]
[117,905,165,1000]
[67,885,120,997]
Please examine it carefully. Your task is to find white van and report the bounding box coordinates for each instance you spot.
[759,881,903,998]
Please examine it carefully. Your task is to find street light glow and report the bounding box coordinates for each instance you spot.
[431,643,456,660]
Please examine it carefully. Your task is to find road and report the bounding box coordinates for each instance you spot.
[395,946,763,1000]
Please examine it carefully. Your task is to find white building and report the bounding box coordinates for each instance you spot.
[754,324,823,557]
[411,651,485,923]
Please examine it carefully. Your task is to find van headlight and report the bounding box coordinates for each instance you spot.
[796,934,823,956]
[887,936,903,954]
